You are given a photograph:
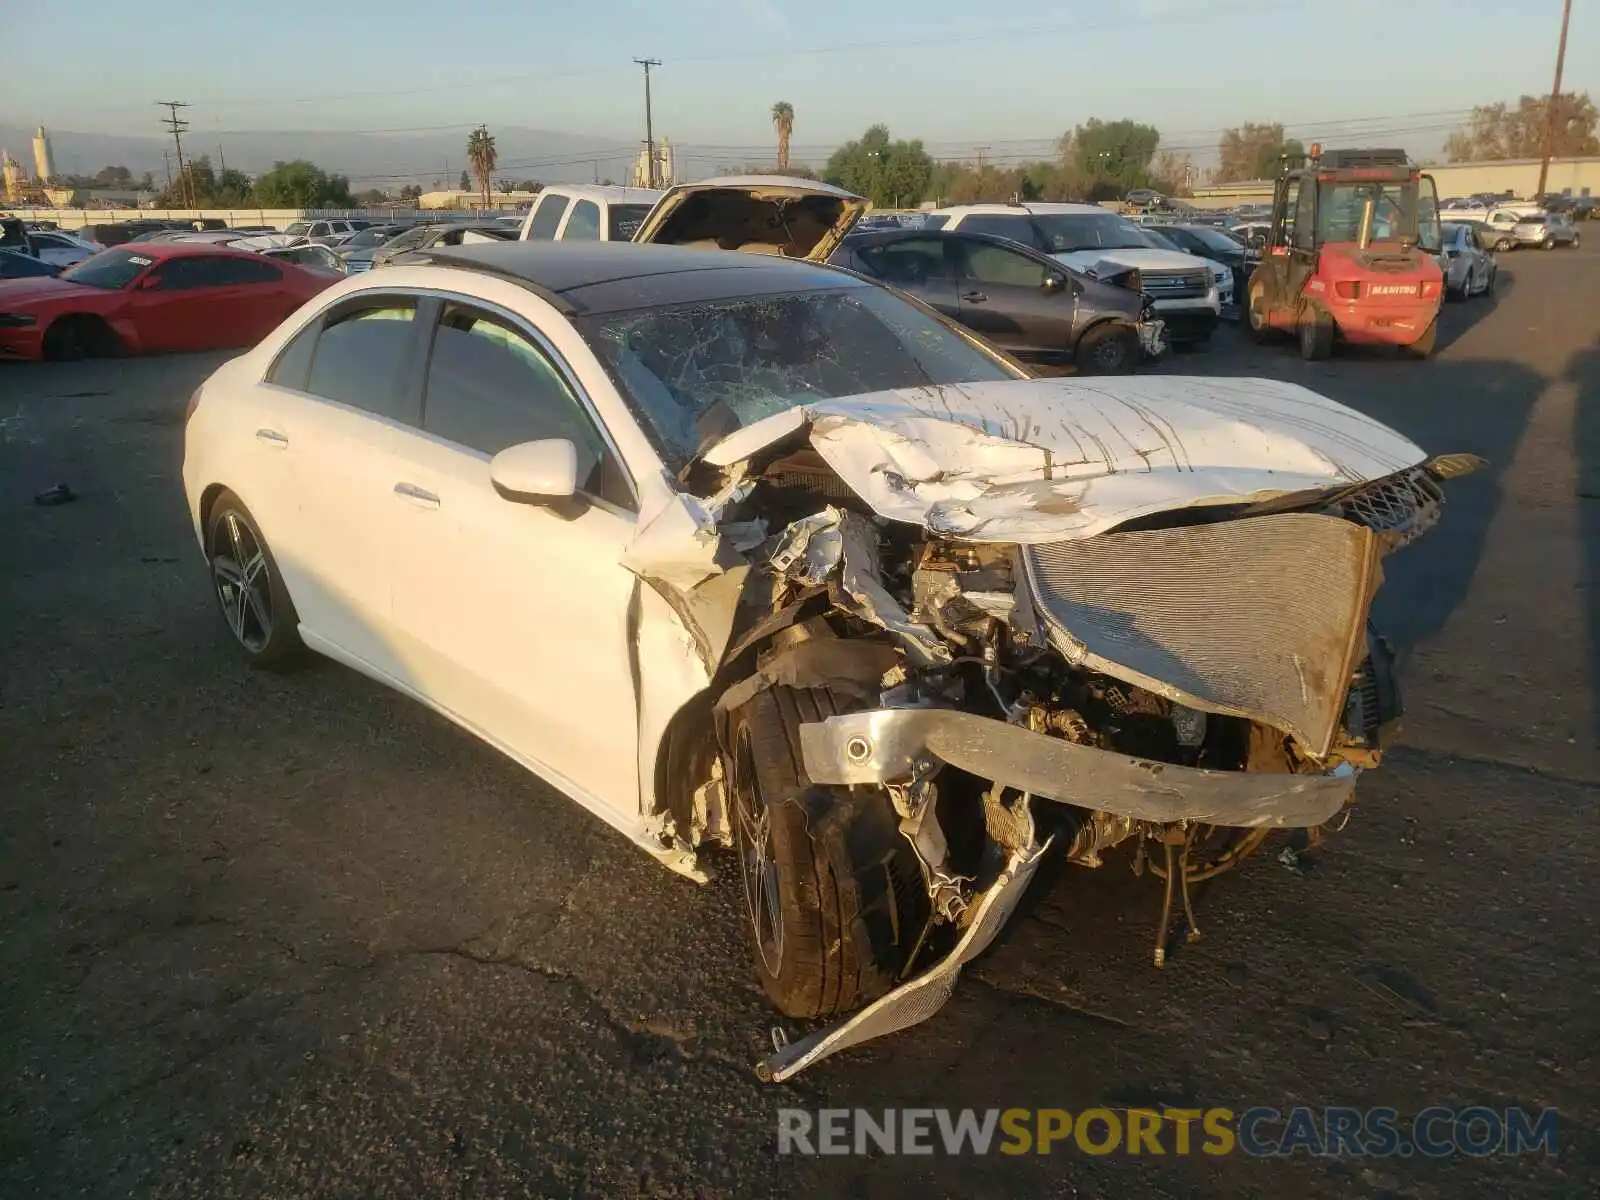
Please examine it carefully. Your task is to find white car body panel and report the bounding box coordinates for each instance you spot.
[702,376,1425,543]
[1052,246,1221,312]
[181,260,1426,881]
[182,264,701,873]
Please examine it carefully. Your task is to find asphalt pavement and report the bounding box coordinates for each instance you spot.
[2,244,1597,1198]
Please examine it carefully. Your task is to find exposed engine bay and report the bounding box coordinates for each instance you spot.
[618,376,1482,1081]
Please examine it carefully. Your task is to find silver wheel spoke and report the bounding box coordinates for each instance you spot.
[244,584,272,642]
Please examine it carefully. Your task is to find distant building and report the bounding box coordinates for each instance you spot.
[629,138,675,189]
[1,149,27,200]
[417,188,542,211]
[32,126,55,184]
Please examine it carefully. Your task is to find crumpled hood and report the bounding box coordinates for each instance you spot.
[702,375,1427,542]
[1051,246,1210,277]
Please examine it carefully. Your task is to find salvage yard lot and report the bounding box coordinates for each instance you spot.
[2,246,1597,1198]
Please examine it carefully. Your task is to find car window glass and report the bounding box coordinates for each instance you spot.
[955,215,1038,249]
[562,200,601,241]
[154,256,229,290]
[1293,182,1316,250]
[213,256,282,284]
[526,195,569,240]
[856,238,951,285]
[423,304,629,508]
[302,303,419,420]
[963,242,1047,287]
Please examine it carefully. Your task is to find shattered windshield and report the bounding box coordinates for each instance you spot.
[577,284,1018,468]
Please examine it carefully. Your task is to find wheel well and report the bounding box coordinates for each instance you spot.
[43,312,115,353]
[198,483,228,533]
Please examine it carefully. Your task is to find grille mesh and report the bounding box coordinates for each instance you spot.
[1023,513,1378,756]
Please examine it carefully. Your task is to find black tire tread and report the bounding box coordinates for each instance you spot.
[205,489,304,669]
[731,684,926,1019]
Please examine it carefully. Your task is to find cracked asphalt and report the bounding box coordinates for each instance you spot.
[3,244,1598,1198]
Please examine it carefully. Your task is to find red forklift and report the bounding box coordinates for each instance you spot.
[1246,145,1444,360]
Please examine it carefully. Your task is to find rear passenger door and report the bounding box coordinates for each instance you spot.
[258,295,431,678]
[384,299,642,814]
[852,236,959,318]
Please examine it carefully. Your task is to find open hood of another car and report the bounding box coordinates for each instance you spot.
[630,176,868,263]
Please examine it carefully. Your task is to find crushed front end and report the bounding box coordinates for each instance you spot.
[623,378,1482,1081]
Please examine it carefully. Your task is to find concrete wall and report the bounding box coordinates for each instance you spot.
[1187,156,1600,209]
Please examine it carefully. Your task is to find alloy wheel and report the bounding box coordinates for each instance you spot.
[210,511,273,653]
[733,728,784,975]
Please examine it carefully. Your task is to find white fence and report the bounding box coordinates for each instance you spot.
[3,207,516,233]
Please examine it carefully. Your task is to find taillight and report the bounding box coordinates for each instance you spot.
[1334,280,1362,300]
[184,386,203,426]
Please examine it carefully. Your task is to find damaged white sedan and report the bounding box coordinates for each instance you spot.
[181,233,1480,1083]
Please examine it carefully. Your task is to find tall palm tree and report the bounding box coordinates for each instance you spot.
[466,125,498,209]
[771,102,795,173]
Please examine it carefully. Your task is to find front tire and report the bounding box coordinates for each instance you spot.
[1495,237,1514,252]
[726,685,928,1020]
[1074,323,1139,374]
[1246,280,1273,344]
[1297,305,1333,360]
[205,490,302,668]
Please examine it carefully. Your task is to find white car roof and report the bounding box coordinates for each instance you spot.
[931,202,1109,216]
[538,184,663,205]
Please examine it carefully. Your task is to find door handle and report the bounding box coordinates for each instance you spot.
[255,428,289,448]
[961,291,988,303]
[393,481,440,509]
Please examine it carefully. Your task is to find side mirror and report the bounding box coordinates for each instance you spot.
[136,273,161,291]
[1042,273,1066,294]
[490,439,578,504]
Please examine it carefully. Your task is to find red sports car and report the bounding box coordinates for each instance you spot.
[0,242,338,362]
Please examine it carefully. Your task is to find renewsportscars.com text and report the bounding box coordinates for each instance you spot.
[776,1106,1558,1158]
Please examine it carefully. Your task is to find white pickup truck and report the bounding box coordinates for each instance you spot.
[517,184,664,243]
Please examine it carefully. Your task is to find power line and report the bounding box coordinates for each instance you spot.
[633,58,662,188]
[156,100,192,205]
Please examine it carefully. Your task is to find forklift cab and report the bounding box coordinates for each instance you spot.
[1258,146,1441,317]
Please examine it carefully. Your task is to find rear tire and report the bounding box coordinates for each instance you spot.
[1495,237,1514,252]
[1074,323,1139,374]
[1403,319,1438,360]
[1297,305,1333,361]
[726,685,928,1020]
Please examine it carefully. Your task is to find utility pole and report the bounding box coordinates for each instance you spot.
[156,101,192,207]
[217,145,227,178]
[1535,0,1573,199]
[975,145,991,171]
[634,58,661,187]
[162,149,174,196]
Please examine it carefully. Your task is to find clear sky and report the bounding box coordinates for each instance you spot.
[4,0,1595,170]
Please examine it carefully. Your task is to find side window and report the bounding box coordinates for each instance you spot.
[526,195,569,240]
[422,303,630,509]
[213,256,282,285]
[386,227,429,253]
[962,241,1047,288]
[302,301,419,421]
[308,223,329,238]
[955,215,1039,250]
[856,237,951,285]
[1273,178,1299,246]
[154,256,228,290]
[1292,183,1316,250]
[562,200,601,241]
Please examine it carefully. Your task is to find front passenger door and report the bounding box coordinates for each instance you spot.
[952,239,1073,361]
[385,302,642,814]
